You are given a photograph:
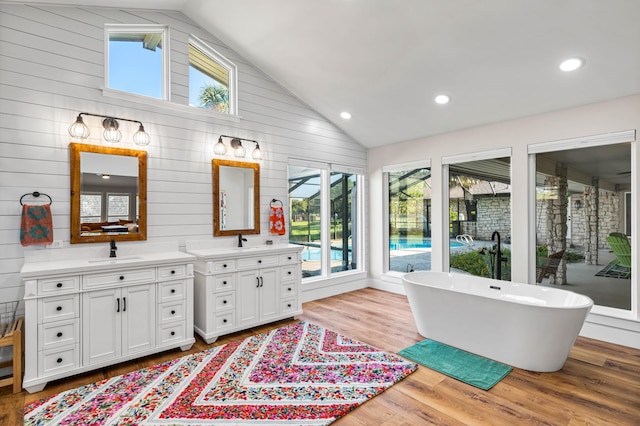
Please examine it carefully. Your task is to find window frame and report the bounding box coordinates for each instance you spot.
[189,35,238,115]
[104,24,170,101]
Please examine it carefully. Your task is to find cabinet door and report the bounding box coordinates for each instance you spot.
[82,288,120,365]
[259,267,280,321]
[121,283,156,356]
[237,270,260,327]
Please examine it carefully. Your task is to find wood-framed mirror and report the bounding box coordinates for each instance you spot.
[213,159,260,236]
[70,143,147,244]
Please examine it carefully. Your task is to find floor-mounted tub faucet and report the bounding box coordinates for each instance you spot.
[238,232,247,248]
[491,231,507,280]
[109,238,117,258]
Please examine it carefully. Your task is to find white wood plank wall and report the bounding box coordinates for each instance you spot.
[0,4,368,307]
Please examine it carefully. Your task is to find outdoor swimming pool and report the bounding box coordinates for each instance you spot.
[390,238,464,250]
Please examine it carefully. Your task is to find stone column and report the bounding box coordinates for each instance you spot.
[584,177,599,265]
[544,162,567,284]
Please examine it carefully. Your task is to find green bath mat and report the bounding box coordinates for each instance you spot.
[398,339,512,390]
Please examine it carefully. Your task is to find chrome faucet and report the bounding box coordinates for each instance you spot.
[491,231,507,280]
[109,238,117,258]
[238,232,247,248]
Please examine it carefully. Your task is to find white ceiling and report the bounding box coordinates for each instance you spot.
[15,0,640,148]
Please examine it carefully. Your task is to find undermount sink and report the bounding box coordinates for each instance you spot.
[231,247,261,251]
[87,256,142,263]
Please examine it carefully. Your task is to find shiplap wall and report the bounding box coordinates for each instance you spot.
[0,3,368,306]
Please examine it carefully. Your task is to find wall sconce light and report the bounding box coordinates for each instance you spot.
[68,112,151,146]
[214,135,263,160]
[575,199,582,209]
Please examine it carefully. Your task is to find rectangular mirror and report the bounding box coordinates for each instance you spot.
[70,143,147,244]
[213,159,260,236]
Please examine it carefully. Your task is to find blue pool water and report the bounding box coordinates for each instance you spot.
[389,238,463,250]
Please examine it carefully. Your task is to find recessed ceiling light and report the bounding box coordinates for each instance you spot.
[559,57,585,72]
[434,94,450,105]
[340,112,352,119]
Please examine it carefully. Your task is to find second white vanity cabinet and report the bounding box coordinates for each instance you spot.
[21,243,195,393]
[186,243,303,344]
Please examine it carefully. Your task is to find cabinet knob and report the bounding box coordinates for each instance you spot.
[258,259,262,263]
[171,331,175,336]
[288,271,292,275]
[57,357,63,363]
[287,304,292,308]
[56,306,62,311]
[57,332,63,337]
[223,281,227,285]
[223,264,227,268]
[288,256,292,260]
[56,282,63,288]
[223,319,227,323]
[223,300,227,304]
[171,310,176,315]
[119,276,125,280]
[171,270,176,274]
[171,289,176,294]
[288,287,292,291]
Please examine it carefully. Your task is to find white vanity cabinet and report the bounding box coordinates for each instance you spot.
[21,245,195,393]
[187,244,303,344]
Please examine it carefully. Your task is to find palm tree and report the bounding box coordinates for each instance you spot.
[199,82,229,113]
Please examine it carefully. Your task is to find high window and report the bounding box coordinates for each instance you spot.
[106,25,169,100]
[288,161,363,280]
[189,36,237,115]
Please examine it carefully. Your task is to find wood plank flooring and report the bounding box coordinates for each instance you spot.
[2,288,639,425]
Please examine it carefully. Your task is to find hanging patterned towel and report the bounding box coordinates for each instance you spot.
[269,205,286,235]
[20,204,54,246]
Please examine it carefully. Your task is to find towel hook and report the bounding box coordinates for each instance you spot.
[20,191,52,206]
[270,198,283,207]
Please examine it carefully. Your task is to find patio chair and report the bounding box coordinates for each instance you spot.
[536,250,565,283]
[605,233,631,278]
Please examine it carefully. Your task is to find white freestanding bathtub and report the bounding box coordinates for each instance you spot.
[402,271,593,372]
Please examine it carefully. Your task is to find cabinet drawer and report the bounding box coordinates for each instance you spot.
[214,312,234,331]
[279,252,299,264]
[214,292,235,311]
[158,322,186,346]
[281,299,298,315]
[41,345,79,376]
[159,280,186,302]
[214,274,235,291]
[39,318,79,350]
[159,301,186,324]
[207,260,236,273]
[237,255,278,269]
[281,282,297,297]
[281,265,298,281]
[158,264,187,281]
[38,276,80,295]
[40,295,79,323]
[83,268,156,289]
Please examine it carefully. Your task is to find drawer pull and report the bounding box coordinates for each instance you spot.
[56,306,62,311]
[57,357,63,363]
[171,310,176,315]
[223,300,227,304]
[56,282,63,288]
[171,331,175,336]
[119,276,125,280]
[171,289,176,294]
[57,332,63,338]
[123,297,126,312]
[171,270,176,274]
[256,277,260,288]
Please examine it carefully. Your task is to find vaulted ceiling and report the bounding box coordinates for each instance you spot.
[16,0,640,148]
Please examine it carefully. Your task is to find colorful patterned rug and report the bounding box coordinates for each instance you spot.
[24,322,417,425]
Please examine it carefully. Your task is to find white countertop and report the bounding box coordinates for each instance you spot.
[186,243,303,260]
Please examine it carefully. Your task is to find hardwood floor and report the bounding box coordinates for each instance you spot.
[3,288,639,425]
